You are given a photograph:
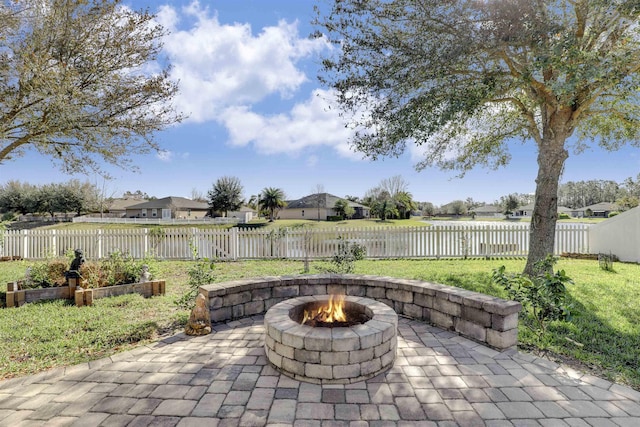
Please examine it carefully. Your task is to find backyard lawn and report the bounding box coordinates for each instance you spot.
[0,257,638,390]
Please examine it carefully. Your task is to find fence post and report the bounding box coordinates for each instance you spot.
[143,228,149,256]
[97,229,103,259]
[22,229,28,259]
[230,227,238,260]
[51,229,57,256]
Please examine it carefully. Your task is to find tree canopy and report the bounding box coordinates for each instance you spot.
[259,187,286,221]
[316,0,640,273]
[208,176,244,217]
[0,0,182,175]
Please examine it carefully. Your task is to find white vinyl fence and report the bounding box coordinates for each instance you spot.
[0,224,589,261]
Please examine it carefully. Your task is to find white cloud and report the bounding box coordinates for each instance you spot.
[160,1,330,123]
[219,89,359,159]
[157,150,174,162]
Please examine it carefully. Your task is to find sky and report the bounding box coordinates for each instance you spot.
[1,0,639,206]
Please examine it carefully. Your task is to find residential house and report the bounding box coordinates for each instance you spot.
[226,206,258,223]
[472,205,503,218]
[125,196,209,219]
[512,203,573,218]
[572,202,619,218]
[512,203,535,217]
[106,198,149,217]
[279,193,370,220]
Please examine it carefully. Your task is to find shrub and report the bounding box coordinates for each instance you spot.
[608,211,620,217]
[174,258,216,309]
[320,237,367,274]
[23,258,68,288]
[100,251,139,287]
[492,255,573,343]
[558,212,570,219]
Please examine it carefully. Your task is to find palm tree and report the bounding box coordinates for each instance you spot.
[259,187,286,222]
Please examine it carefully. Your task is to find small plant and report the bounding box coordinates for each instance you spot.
[598,252,616,272]
[23,257,68,288]
[492,255,573,343]
[100,250,139,287]
[175,240,217,309]
[321,236,366,274]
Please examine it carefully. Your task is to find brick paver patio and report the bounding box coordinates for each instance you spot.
[1,316,639,426]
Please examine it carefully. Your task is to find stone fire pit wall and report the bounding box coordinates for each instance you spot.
[198,274,522,350]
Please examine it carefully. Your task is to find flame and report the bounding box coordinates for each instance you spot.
[302,294,346,324]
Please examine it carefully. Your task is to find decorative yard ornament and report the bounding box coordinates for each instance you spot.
[185,293,212,336]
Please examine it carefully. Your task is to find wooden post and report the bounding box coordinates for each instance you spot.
[75,289,85,307]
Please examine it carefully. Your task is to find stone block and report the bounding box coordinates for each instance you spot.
[327,284,347,295]
[281,326,306,349]
[492,313,519,332]
[387,289,413,303]
[274,342,295,360]
[346,285,366,296]
[486,328,518,350]
[374,340,391,358]
[381,348,396,368]
[402,303,424,319]
[305,329,332,351]
[482,298,522,316]
[232,304,244,319]
[349,348,374,364]
[321,351,349,366]
[334,364,361,379]
[294,349,320,364]
[360,358,382,376]
[332,329,360,352]
[223,291,252,306]
[353,326,382,349]
[306,363,333,379]
[366,286,386,299]
[273,285,299,298]
[300,284,327,296]
[393,300,404,314]
[266,347,283,368]
[431,310,454,330]
[414,293,433,308]
[281,357,305,376]
[265,335,275,351]
[462,306,492,327]
[210,306,232,323]
[244,300,265,316]
[433,298,461,317]
[251,288,271,301]
[454,318,487,343]
[265,298,285,310]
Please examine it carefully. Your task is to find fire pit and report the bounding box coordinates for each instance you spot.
[264,295,397,384]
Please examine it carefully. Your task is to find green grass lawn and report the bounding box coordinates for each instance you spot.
[0,257,638,390]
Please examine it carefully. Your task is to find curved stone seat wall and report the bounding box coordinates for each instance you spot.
[199,274,522,350]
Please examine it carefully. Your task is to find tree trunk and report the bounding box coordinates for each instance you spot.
[524,138,569,275]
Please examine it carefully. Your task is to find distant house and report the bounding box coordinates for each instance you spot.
[512,203,573,218]
[125,196,209,219]
[572,202,619,218]
[472,205,502,218]
[106,198,149,217]
[512,203,535,217]
[279,193,370,220]
[226,206,258,223]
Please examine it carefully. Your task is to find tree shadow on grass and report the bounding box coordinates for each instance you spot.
[529,295,640,391]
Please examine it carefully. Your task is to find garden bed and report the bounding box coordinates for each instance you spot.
[6,278,165,307]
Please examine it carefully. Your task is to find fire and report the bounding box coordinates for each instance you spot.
[302,294,346,325]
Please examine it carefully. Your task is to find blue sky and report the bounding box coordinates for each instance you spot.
[2,0,639,206]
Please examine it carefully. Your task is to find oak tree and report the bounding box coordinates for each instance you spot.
[316,0,640,274]
[0,0,182,174]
